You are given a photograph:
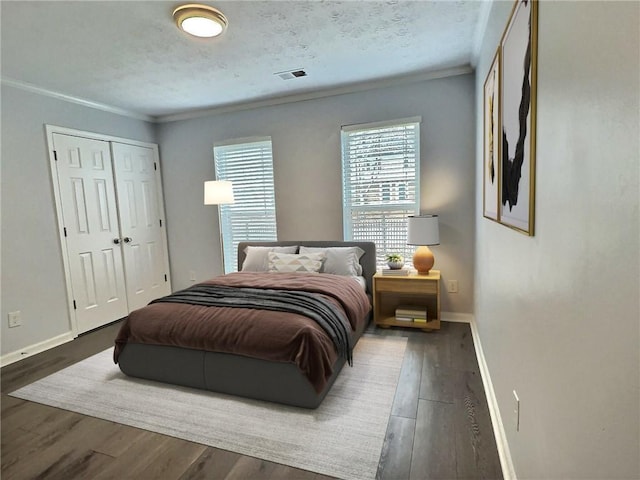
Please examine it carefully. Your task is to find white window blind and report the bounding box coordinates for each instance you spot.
[341,118,420,266]
[214,137,277,273]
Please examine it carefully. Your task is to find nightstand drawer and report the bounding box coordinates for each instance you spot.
[375,277,438,294]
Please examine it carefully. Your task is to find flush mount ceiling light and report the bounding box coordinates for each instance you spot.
[173,4,228,38]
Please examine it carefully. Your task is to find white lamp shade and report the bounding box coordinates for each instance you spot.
[407,215,440,246]
[204,180,234,205]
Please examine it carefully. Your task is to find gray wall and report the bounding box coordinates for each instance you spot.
[1,72,477,358]
[1,84,156,357]
[1,71,476,358]
[474,2,639,478]
[157,74,476,315]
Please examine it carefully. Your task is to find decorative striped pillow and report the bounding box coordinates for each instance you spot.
[267,252,325,273]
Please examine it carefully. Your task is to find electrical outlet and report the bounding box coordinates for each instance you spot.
[513,390,520,432]
[8,311,22,328]
[190,270,196,282]
[447,280,459,293]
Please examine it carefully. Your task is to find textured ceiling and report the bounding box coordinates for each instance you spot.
[1,1,484,119]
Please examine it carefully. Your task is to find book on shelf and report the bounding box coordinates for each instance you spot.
[395,305,428,319]
[396,316,429,323]
[381,268,410,276]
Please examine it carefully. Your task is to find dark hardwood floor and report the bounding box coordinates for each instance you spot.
[1,321,502,479]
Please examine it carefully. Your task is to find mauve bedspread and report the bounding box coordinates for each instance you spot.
[114,272,371,392]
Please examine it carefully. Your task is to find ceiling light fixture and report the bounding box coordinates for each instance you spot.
[173,4,228,38]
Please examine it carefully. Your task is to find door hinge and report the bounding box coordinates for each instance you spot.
[73,300,77,310]
[53,150,58,161]
[159,219,162,227]
[164,274,168,282]
[63,227,67,237]
[154,162,157,171]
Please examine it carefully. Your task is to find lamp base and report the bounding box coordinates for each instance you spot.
[413,245,435,275]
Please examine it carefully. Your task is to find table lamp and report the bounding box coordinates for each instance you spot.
[407,215,440,275]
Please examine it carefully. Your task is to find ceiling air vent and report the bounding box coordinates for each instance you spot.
[275,69,307,80]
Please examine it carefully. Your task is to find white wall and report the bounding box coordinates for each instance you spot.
[1,85,156,358]
[157,74,477,315]
[474,2,639,478]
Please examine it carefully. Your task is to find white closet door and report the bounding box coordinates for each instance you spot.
[112,143,171,310]
[53,133,129,333]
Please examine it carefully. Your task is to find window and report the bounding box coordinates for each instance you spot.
[341,117,420,266]
[214,137,277,273]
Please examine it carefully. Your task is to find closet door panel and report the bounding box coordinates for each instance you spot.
[53,133,129,333]
[112,143,170,310]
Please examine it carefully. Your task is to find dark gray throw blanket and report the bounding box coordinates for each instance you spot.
[150,284,354,365]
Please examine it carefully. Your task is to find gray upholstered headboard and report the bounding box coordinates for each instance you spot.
[237,241,377,293]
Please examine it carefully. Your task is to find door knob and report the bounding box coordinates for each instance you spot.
[113,238,120,245]
[123,237,132,243]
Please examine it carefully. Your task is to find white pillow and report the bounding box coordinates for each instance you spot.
[241,246,298,272]
[299,246,364,276]
[267,252,325,273]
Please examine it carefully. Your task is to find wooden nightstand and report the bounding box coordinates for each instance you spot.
[373,270,441,331]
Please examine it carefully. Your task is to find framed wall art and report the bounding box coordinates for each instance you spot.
[483,49,500,222]
[499,0,538,235]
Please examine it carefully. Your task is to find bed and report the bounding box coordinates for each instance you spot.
[114,241,376,408]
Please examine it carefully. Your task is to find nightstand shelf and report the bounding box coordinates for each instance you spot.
[373,270,441,331]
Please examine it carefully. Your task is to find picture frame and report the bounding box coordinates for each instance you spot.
[499,0,538,235]
[483,48,500,222]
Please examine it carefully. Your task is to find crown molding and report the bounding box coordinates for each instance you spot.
[471,0,494,67]
[156,65,474,123]
[1,77,155,122]
[2,64,474,125]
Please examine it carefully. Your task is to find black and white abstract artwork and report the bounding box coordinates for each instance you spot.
[483,49,500,222]
[500,0,537,235]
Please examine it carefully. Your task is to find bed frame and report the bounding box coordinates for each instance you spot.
[117,241,376,408]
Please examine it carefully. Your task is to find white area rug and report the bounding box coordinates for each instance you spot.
[10,335,407,480]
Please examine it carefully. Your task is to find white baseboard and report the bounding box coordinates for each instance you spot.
[468,318,517,479]
[441,311,473,323]
[1,331,75,367]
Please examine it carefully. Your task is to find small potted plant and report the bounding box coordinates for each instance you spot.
[385,253,404,270]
